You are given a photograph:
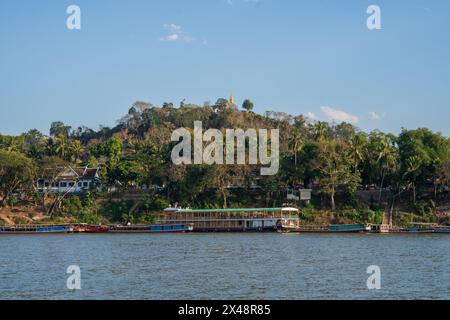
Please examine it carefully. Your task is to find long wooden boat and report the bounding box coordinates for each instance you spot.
[159,207,301,232]
[396,223,450,234]
[0,224,73,234]
[107,223,194,233]
[368,223,450,234]
[72,224,109,233]
[432,226,450,234]
[279,224,370,234]
[0,223,192,234]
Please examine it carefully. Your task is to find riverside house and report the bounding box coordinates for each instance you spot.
[37,166,101,194]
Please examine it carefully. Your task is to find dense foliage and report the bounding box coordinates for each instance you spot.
[0,99,449,225]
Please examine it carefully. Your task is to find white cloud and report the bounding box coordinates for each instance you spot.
[304,112,316,120]
[163,24,182,33]
[368,111,381,120]
[160,34,180,42]
[320,106,359,124]
[160,24,199,43]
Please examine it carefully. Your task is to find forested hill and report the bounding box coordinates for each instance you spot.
[0,99,449,226]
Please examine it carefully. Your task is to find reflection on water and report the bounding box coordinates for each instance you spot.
[0,233,449,300]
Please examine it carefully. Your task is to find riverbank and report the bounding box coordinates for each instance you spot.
[1,204,449,228]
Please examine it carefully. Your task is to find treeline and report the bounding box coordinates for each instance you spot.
[0,99,449,224]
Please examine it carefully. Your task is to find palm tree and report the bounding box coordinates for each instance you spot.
[376,136,398,202]
[56,134,69,160]
[350,133,367,174]
[70,140,84,163]
[404,155,421,204]
[289,127,304,166]
[314,121,328,142]
[45,138,57,156]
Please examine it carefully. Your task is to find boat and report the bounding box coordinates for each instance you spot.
[432,225,450,234]
[72,224,109,233]
[159,207,301,232]
[400,223,450,234]
[368,223,450,234]
[0,224,73,234]
[107,223,194,233]
[279,223,370,233]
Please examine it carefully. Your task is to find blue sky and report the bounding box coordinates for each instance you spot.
[0,0,449,136]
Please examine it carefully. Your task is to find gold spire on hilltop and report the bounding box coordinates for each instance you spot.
[229,94,235,105]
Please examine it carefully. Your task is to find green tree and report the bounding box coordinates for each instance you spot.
[349,132,368,174]
[45,138,57,156]
[70,140,84,163]
[56,134,70,160]
[105,138,123,167]
[0,150,35,206]
[313,121,329,142]
[315,141,360,211]
[242,99,254,112]
[404,155,422,204]
[289,126,305,167]
[22,129,46,159]
[50,121,71,137]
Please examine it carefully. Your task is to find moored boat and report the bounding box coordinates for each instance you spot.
[72,224,109,233]
[368,223,450,234]
[107,223,194,233]
[0,224,73,234]
[402,223,450,234]
[279,223,370,233]
[159,207,301,232]
[432,226,450,234]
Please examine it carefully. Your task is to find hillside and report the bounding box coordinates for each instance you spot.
[1,99,449,226]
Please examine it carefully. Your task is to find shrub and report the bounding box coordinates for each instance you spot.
[365,208,384,224]
[102,200,134,222]
[414,200,435,216]
[14,217,28,225]
[140,196,169,212]
[61,196,83,216]
[8,195,18,207]
[138,212,157,224]
[77,210,101,225]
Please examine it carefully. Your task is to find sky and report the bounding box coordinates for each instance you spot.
[0,0,449,136]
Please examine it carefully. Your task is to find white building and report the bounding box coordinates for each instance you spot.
[37,166,101,194]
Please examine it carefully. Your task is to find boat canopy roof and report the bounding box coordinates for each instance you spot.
[174,207,299,213]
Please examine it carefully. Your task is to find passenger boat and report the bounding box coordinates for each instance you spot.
[0,224,73,234]
[279,223,370,233]
[159,207,301,232]
[107,223,193,233]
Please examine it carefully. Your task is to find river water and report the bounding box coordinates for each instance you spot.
[0,233,448,300]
